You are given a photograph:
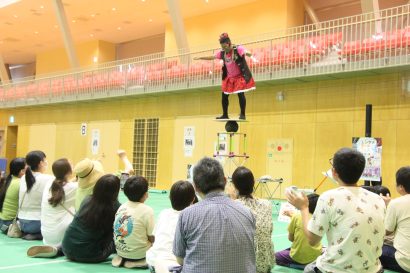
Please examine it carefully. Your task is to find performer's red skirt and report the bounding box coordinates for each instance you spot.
[222,75,256,94]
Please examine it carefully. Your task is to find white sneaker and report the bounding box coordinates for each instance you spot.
[27,246,58,258]
[111,255,123,267]
[124,258,148,269]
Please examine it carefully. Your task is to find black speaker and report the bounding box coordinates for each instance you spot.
[225,121,239,132]
[365,104,372,137]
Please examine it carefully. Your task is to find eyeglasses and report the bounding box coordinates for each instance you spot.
[329,158,333,167]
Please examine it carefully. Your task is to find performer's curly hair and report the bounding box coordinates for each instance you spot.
[219,32,231,44]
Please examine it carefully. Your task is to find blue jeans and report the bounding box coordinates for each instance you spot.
[19,219,41,234]
[0,219,13,233]
[380,244,407,273]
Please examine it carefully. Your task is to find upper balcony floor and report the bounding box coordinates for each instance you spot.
[1,4,410,108]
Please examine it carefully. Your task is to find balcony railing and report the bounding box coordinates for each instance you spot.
[1,4,410,108]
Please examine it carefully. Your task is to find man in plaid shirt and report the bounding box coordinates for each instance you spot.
[173,157,256,273]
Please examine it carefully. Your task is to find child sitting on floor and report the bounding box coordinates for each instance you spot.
[275,193,322,269]
[112,176,155,269]
[146,180,196,273]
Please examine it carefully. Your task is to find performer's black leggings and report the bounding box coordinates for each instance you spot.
[222,92,246,116]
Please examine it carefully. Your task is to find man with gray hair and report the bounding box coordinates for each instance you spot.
[173,157,256,273]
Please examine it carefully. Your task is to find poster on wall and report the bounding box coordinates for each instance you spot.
[80,123,87,136]
[265,139,293,199]
[184,126,195,157]
[215,133,228,156]
[91,129,100,155]
[352,137,382,181]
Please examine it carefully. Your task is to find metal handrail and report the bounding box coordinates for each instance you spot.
[1,4,410,107]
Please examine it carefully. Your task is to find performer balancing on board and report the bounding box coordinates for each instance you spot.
[194,33,256,120]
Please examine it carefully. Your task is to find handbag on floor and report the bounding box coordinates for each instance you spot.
[7,192,26,238]
[7,218,22,238]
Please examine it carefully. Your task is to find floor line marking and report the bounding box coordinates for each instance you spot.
[0,260,68,270]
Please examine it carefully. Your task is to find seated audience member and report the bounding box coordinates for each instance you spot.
[362,184,395,247]
[62,174,121,263]
[112,176,154,269]
[27,158,78,257]
[73,158,104,211]
[0,158,26,232]
[19,151,53,240]
[361,185,391,197]
[380,167,410,273]
[275,193,322,268]
[232,166,275,273]
[146,180,196,273]
[373,185,391,197]
[287,148,385,273]
[173,157,256,273]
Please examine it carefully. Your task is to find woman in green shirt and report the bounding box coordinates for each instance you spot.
[0,158,26,232]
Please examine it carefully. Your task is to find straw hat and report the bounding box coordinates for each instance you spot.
[73,158,104,189]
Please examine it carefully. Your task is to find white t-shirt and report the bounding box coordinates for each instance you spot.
[18,173,54,221]
[114,201,155,259]
[385,194,410,272]
[41,181,78,247]
[146,208,180,266]
[308,187,386,273]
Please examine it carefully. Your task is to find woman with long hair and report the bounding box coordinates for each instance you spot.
[18,150,53,240]
[0,158,26,232]
[61,174,121,263]
[26,158,78,257]
[232,166,275,273]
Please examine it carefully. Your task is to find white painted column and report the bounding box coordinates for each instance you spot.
[361,0,382,34]
[303,0,321,29]
[0,55,10,84]
[166,0,189,54]
[52,0,79,69]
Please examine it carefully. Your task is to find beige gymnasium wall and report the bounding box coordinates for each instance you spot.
[1,72,410,197]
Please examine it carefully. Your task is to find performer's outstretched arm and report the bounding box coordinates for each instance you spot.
[193,56,216,60]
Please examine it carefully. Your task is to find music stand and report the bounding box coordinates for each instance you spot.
[254,176,283,213]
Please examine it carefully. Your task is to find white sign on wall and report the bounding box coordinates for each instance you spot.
[91,129,100,155]
[184,126,195,157]
[81,123,87,136]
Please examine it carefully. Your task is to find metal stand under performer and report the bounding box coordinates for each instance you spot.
[194,33,256,120]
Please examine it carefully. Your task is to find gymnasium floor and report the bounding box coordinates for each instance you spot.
[0,192,395,273]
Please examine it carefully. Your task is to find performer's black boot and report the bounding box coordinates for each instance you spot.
[238,93,246,120]
[216,93,229,119]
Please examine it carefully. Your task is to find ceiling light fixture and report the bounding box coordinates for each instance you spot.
[148,18,152,22]
[89,34,94,37]
[72,19,76,23]
[117,26,121,30]
[34,31,39,34]
[40,5,44,9]
[111,7,116,11]
[90,14,95,17]
[0,0,20,9]
[13,14,17,18]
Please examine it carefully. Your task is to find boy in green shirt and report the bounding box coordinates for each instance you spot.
[275,193,322,268]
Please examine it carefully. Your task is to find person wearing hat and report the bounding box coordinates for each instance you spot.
[73,158,104,211]
[194,33,256,120]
